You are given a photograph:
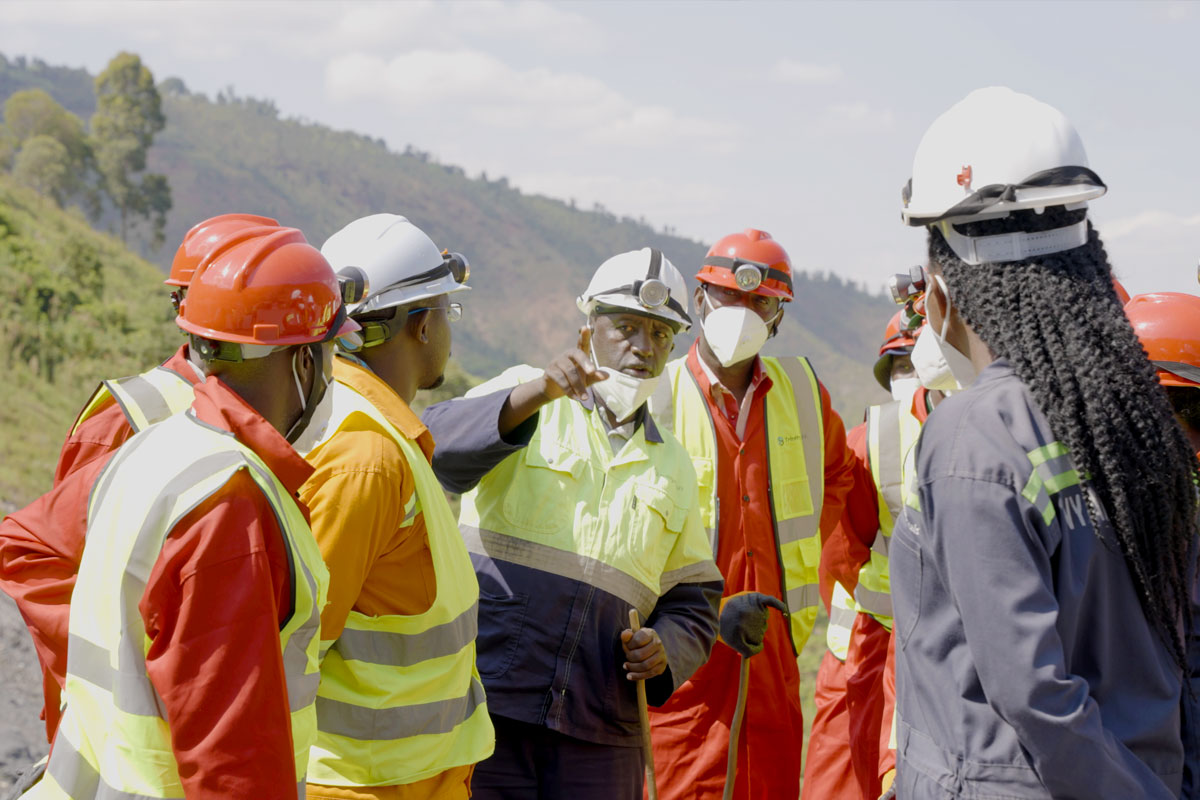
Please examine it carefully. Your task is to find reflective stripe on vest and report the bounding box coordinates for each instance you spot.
[70,366,196,437]
[656,355,825,654]
[825,582,857,661]
[33,412,326,800]
[854,401,922,627]
[302,380,494,788]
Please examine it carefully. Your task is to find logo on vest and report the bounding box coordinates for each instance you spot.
[777,434,802,446]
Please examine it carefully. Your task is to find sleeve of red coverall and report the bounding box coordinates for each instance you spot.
[52,398,135,485]
[818,423,880,605]
[0,454,107,743]
[141,470,298,800]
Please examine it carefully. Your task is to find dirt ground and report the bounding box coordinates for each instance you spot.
[0,591,48,792]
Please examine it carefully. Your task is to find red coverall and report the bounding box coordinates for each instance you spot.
[648,345,854,800]
[0,345,199,741]
[802,389,930,799]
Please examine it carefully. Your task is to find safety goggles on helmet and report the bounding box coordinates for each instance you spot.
[702,255,794,295]
[593,248,689,323]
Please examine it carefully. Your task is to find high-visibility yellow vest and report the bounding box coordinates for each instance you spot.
[825,582,858,661]
[852,400,922,628]
[70,364,197,437]
[651,356,825,653]
[28,411,327,800]
[301,380,494,787]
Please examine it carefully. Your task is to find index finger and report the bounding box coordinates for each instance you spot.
[577,326,591,354]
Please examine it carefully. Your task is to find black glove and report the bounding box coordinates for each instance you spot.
[719,592,787,658]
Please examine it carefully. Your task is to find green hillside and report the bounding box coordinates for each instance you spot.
[0,173,177,510]
[0,55,893,418]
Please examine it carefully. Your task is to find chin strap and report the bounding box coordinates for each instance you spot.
[285,343,329,444]
[937,218,1089,265]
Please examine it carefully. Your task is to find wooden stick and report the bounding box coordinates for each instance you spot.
[722,656,751,800]
[629,608,659,800]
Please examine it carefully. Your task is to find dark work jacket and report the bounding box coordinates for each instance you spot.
[424,374,722,748]
[891,360,1199,799]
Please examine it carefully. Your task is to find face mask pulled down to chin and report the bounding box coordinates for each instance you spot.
[700,293,774,368]
[911,276,979,393]
[589,340,660,423]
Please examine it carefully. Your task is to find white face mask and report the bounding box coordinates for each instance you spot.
[889,376,921,403]
[911,276,979,392]
[700,293,773,368]
[285,345,335,445]
[589,340,660,423]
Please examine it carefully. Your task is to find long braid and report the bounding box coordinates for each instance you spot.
[931,207,1200,671]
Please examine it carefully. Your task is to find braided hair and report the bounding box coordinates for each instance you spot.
[930,206,1200,671]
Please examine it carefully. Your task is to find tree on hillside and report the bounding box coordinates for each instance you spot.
[11,135,71,205]
[91,52,171,247]
[3,89,95,211]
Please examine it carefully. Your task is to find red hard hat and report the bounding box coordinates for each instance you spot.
[178,226,359,346]
[873,310,923,391]
[167,213,280,288]
[697,229,794,301]
[1125,292,1200,389]
[1112,277,1131,306]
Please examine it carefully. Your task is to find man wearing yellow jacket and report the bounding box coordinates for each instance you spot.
[294,214,494,800]
[423,247,723,800]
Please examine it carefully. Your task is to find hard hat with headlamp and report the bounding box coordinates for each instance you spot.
[901,87,1107,265]
[697,229,794,301]
[1125,292,1200,389]
[577,247,691,332]
[321,214,471,348]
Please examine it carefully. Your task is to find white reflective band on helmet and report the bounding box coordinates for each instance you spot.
[1156,360,1200,386]
[936,217,1089,265]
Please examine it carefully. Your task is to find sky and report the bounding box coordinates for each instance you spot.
[2,0,1198,297]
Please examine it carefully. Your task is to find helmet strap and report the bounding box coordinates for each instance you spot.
[936,217,1088,265]
[285,343,329,444]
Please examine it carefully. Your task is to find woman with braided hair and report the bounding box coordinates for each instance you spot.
[888,87,1200,799]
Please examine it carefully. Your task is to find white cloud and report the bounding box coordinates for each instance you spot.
[517,171,724,228]
[1103,209,1200,240]
[770,58,842,85]
[820,101,895,131]
[325,49,739,151]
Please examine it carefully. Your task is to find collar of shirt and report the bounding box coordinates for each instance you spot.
[164,343,206,385]
[332,355,435,461]
[686,341,773,438]
[191,375,314,495]
[579,387,665,445]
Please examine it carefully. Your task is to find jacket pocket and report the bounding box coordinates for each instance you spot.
[500,442,587,535]
[476,591,529,679]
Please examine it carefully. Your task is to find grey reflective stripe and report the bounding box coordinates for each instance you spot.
[785,582,821,610]
[658,560,725,595]
[66,633,168,719]
[829,603,858,632]
[854,583,894,617]
[462,525,658,618]
[45,730,161,800]
[871,531,890,558]
[333,602,479,667]
[67,634,115,692]
[1155,360,1200,386]
[1034,452,1075,490]
[317,676,486,741]
[106,373,172,433]
[238,455,322,713]
[873,402,904,521]
[772,357,823,548]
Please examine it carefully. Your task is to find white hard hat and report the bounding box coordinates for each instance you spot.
[321,214,469,316]
[577,247,691,331]
[901,87,1107,264]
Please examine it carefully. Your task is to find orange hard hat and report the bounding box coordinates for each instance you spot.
[167,213,281,288]
[873,310,923,390]
[1112,277,1130,306]
[178,226,359,347]
[697,229,794,301]
[1125,292,1200,388]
